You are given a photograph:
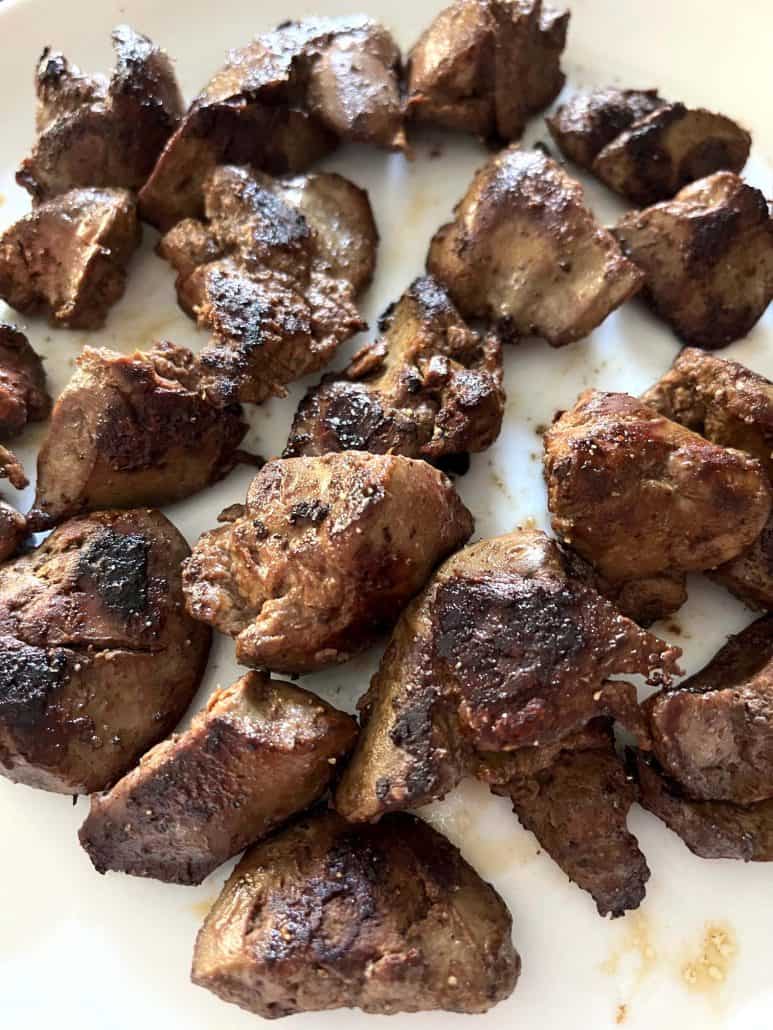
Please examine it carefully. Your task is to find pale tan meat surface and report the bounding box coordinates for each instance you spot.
[615,173,773,349]
[79,671,357,884]
[0,510,210,795]
[191,809,519,1017]
[427,146,643,346]
[406,0,568,140]
[28,342,248,530]
[544,390,772,623]
[284,276,504,460]
[335,529,680,824]
[17,25,183,201]
[139,16,403,232]
[183,452,474,673]
[158,165,376,403]
[0,188,140,330]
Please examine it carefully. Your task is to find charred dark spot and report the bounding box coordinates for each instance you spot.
[435,575,586,701]
[686,206,740,271]
[289,500,330,525]
[322,388,387,450]
[390,695,433,749]
[77,529,149,615]
[434,452,471,477]
[377,299,398,333]
[260,835,381,964]
[252,518,269,539]
[0,639,70,727]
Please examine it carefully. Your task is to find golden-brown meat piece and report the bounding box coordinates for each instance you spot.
[635,753,773,862]
[544,390,772,623]
[0,509,210,795]
[427,146,643,346]
[183,452,473,673]
[593,104,751,206]
[0,188,140,330]
[335,530,680,823]
[191,808,519,1017]
[284,277,504,460]
[139,16,403,231]
[615,174,773,349]
[0,325,50,438]
[646,616,773,805]
[158,165,376,403]
[482,721,650,917]
[406,0,568,140]
[79,671,357,885]
[17,26,183,201]
[643,348,773,607]
[547,87,667,170]
[28,342,248,530]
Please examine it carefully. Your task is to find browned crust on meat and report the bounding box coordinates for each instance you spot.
[17,25,183,201]
[335,529,680,823]
[191,808,519,1017]
[0,509,210,794]
[139,17,403,232]
[616,174,773,349]
[407,0,568,141]
[0,325,51,438]
[593,104,751,206]
[28,342,247,529]
[284,276,505,460]
[544,389,773,622]
[79,671,357,884]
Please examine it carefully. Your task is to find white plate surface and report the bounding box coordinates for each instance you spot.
[1,1,772,1028]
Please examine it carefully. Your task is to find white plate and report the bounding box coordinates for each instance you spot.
[1,1,772,1028]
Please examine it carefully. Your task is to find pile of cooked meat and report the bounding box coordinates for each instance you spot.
[1,0,772,1021]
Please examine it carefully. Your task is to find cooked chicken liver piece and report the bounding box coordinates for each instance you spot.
[0,509,210,794]
[544,389,773,623]
[481,720,650,917]
[547,87,667,170]
[615,173,773,349]
[593,103,751,206]
[0,188,140,330]
[17,25,183,200]
[183,452,473,674]
[79,671,357,884]
[28,342,248,530]
[335,529,680,823]
[284,276,504,460]
[191,808,519,1017]
[158,165,376,403]
[427,146,643,346]
[635,752,773,861]
[643,348,773,607]
[646,616,773,804]
[139,16,402,231]
[407,0,568,141]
